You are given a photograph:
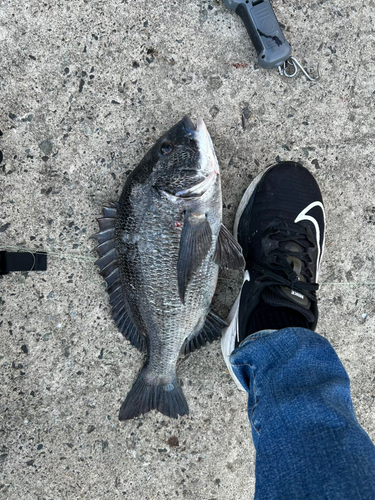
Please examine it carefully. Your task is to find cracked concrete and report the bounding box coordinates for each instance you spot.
[1,0,375,498]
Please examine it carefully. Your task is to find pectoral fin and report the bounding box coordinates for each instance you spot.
[213,224,245,270]
[177,212,212,304]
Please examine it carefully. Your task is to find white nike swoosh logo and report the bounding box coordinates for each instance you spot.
[294,201,325,279]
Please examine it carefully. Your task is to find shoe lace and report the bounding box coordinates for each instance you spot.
[251,221,319,302]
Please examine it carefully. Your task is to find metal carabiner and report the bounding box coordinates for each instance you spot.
[278,56,317,82]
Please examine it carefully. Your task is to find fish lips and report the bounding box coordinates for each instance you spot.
[182,115,209,136]
[178,116,221,180]
[182,115,197,138]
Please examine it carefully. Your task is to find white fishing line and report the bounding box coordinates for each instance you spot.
[1,246,375,286]
[0,245,96,263]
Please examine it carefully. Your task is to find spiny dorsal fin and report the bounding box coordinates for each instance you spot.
[213,224,245,270]
[177,211,212,304]
[180,310,227,355]
[92,203,146,353]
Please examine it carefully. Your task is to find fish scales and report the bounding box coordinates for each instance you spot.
[118,181,220,378]
[93,116,245,419]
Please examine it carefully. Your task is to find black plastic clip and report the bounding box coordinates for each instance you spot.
[0,251,47,275]
[223,0,317,80]
[224,0,291,69]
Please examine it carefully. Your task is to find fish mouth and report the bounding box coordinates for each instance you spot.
[183,116,219,176]
[195,117,220,176]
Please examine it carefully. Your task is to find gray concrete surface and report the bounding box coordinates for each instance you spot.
[1,0,375,498]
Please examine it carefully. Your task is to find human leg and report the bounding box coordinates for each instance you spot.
[221,162,375,499]
[231,327,375,500]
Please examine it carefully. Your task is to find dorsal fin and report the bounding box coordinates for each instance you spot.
[92,203,146,353]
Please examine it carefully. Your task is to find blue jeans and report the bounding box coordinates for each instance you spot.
[230,328,375,500]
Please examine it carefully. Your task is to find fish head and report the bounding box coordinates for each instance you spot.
[148,116,220,201]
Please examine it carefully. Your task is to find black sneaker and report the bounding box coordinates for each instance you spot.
[221,162,325,390]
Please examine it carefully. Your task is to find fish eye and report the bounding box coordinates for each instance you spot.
[160,141,174,155]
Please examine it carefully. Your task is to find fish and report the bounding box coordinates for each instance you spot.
[93,116,244,420]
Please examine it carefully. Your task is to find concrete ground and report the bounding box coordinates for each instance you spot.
[1,0,375,498]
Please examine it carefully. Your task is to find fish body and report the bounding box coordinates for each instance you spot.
[93,116,244,419]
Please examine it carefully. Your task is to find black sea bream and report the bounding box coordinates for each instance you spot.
[93,116,244,420]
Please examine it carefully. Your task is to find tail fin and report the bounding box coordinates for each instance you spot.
[119,367,189,420]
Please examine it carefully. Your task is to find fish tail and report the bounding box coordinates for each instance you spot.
[119,367,189,420]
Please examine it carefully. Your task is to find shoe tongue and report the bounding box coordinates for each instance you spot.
[262,286,315,323]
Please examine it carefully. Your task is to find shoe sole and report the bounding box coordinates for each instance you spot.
[221,165,275,391]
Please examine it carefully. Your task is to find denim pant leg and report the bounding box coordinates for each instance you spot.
[230,328,375,500]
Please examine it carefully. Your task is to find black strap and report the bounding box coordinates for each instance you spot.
[0,251,47,275]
